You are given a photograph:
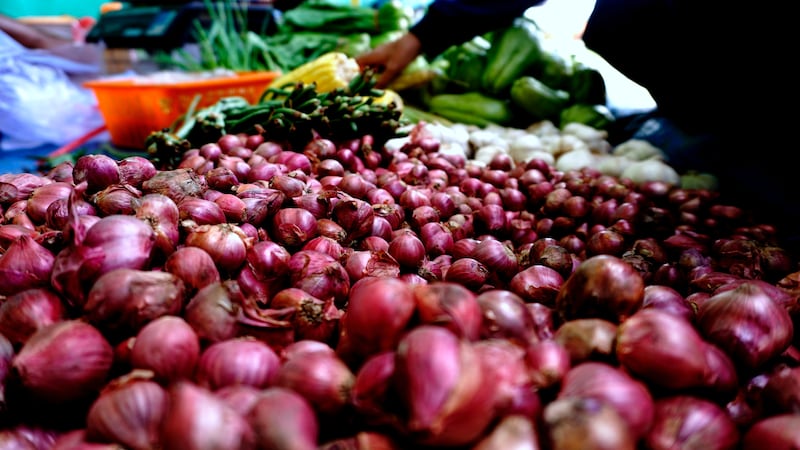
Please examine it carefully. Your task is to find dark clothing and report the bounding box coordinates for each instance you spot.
[410,0,545,58]
[411,0,799,252]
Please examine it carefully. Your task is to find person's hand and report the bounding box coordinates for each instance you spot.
[356,33,422,89]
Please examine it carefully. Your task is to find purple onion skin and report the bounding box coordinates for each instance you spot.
[742,414,800,450]
[646,395,740,450]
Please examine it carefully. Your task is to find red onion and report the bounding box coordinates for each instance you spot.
[418,254,452,282]
[278,341,334,364]
[350,351,399,427]
[472,238,519,282]
[475,289,538,346]
[761,366,800,414]
[338,173,375,199]
[430,191,456,219]
[0,334,11,410]
[130,315,200,383]
[83,268,186,337]
[118,156,157,188]
[742,414,800,449]
[335,277,415,365]
[90,184,142,216]
[270,151,311,174]
[218,154,251,181]
[212,193,247,223]
[72,154,120,193]
[554,318,617,365]
[0,173,51,205]
[214,384,262,418]
[473,204,508,237]
[646,395,739,450]
[640,284,694,321]
[0,234,55,296]
[271,207,318,247]
[254,141,283,159]
[318,431,401,450]
[315,218,347,242]
[697,281,793,370]
[45,195,95,232]
[12,320,113,403]
[196,337,280,390]
[292,192,331,219]
[270,288,343,343]
[472,415,538,450]
[543,396,637,450]
[526,340,571,389]
[471,339,541,418]
[0,288,65,347]
[331,196,374,244]
[509,264,564,306]
[412,282,482,340]
[244,240,291,280]
[388,231,426,270]
[85,372,168,450]
[275,350,354,415]
[394,325,496,446]
[0,426,62,450]
[558,362,655,439]
[163,246,221,295]
[184,223,252,275]
[446,214,474,242]
[555,254,645,323]
[205,167,239,192]
[616,309,738,393]
[184,281,245,344]
[142,168,208,204]
[372,203,405,230]
[269,173,307,198]
[443,257,489,291]
[80,214,156,277]
[247,387,319,450]
[344,250,401,283]
[133,193,180,257]
[303,236,346,261]
[178,197,227,225]
[287,250,350,308]
[0,224,37,250]
[161,381,255,450]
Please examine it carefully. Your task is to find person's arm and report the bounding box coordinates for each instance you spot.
[411,0,546,59]
[357,0,544,88]
[0,14,71,49]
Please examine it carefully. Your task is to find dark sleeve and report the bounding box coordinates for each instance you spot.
[410,0,546,58]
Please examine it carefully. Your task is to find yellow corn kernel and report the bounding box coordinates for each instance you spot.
[268,52,360,93]
[387,69,437,92]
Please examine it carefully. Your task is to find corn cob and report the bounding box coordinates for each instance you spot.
[372,89,404,111]
[267,52,361,94]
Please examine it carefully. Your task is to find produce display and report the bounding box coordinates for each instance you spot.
[0,73,799,448]
[1,2,799,448]
[415,16,615,130]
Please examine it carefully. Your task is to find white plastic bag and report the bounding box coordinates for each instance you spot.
[0,29,105,151]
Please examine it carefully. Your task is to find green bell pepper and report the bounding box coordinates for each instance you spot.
[442,37,490,92]
[481,17,543,96]
[510,75,571,122]
[428,91,515,127]
[569,62,608,105]
[534,50,574,91]
[559,103,616,129]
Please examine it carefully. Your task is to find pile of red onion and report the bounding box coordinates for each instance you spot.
[0,122,799,449]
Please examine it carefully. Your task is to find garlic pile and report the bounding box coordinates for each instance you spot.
[388,120,715,190]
